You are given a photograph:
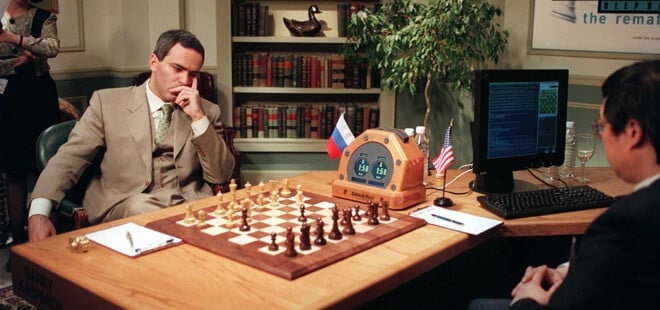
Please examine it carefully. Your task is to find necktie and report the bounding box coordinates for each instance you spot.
[155,104,173,146]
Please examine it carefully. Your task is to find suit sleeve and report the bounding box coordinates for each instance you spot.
[31,91,106,204]
[190,101,235,184]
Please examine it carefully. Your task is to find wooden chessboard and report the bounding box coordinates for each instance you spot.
[146,191,426,280]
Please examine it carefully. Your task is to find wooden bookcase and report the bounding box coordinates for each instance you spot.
[217,1,394,153]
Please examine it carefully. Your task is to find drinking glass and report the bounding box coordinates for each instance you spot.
[576,133,595,183]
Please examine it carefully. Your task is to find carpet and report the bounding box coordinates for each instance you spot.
[0,286,35,310]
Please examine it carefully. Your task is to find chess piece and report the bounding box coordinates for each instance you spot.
[196,210,207,228]
[353,205,362,221]
[239,207,250,231]
[295,185,304,207]
[299,222,311,251]
[328,205,343,240]
[284,227,297,257]
[229,178,237,193]
[270,190,279,208]
[343,208,356,235]
[183,205,196,224]
[256,194,266,211]
[298,204,307,222]
[213,192,226,216]
[379,199,390,221]
[365,201,373,217]
[314,217,326,245]
[225,206,237,228]
[244,181,252,199]
[368,202,379,225]
[268,232,279,251]
[280,179,292,197]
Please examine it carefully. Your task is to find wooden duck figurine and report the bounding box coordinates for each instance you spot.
[283,5,322,37]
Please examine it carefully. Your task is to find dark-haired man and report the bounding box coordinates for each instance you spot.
[470,60,660,309]
[28,29,235,242]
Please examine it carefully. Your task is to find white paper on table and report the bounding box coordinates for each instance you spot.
[410,205,502,235]
[86,222,181,257]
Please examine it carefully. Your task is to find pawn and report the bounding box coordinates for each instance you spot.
[352,205,362,221]
[213,192,225,216]
[256,194,266,211]
[239,207,250,231]
[364,200,373,217]
[379,199,391,221]
[299,222,311,251]
[284,227,297,257]
[314,217,326,246]
[268,232,279,251]
[342,208,356,235]
[183,205,196,224]
[258,181,265,194]
[270,190,279,208]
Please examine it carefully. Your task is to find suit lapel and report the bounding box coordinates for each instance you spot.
[173,106,191,158]
[126,84,154,171]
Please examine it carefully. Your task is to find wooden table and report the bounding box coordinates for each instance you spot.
[11,168,632,309]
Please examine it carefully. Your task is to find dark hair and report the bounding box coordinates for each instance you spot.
[152,29,205,62]
[602,60,660,162]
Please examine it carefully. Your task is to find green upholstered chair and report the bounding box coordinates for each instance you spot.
[35,120,90,231]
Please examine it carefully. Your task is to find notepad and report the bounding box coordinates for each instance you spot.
[410,206,502,235]
[86,222,182,257]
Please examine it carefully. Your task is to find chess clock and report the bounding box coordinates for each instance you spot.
[332,128,427,210]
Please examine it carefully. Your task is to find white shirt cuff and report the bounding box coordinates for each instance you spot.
[29,197,55,218]
[191,116,210,138]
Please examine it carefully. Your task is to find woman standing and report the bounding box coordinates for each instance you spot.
[0,0,59,247]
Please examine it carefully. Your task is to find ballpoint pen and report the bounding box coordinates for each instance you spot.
[126,231,135,251]
[431,213,464,226]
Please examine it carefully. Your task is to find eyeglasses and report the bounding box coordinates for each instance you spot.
[592,120,605,139]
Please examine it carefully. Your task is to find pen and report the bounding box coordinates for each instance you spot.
[126,231,134,250]
[431,213,464,226]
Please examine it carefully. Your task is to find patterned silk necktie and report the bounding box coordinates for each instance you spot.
[155,104,173,146]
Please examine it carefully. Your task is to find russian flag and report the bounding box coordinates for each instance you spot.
[326,113,355,159]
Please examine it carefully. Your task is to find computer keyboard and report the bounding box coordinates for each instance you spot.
[477,185,616,219]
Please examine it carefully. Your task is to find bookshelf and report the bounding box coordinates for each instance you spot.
[217,1,394,153]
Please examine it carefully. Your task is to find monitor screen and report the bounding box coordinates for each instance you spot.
[471,69,569,193]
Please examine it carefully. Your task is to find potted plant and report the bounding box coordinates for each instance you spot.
[347,0,509,149]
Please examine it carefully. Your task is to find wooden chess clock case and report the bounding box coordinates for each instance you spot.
[332,128,426,210]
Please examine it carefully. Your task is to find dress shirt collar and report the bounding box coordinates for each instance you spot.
[634,174,660,192]
[145,78,170,113]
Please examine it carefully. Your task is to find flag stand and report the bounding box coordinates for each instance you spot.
[433,172,453,207]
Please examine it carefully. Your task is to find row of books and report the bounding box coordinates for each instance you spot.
[233,104,380,139]
[233,53,380,89]
[232,3,269,36]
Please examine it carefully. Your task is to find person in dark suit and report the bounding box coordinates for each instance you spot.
[27,29,235,242]
[469,60,660,309]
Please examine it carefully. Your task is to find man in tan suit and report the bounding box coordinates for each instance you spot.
[27,29,235,242]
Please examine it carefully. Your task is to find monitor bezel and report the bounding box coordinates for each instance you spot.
[472,69,569,179]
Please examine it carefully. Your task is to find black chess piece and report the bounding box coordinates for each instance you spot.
[352,205,362,221]
[239,207,251,231]
[298,204,307,222]
[328,206,343,240]
[268,232,279,251]
[342,208,356,235]
[379,199,390,221]
[299,222,311,251]
[284,227,297,257]
[368,202,379,225]
[314,217,326,245]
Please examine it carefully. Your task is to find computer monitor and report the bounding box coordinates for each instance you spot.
[471,69,569,193]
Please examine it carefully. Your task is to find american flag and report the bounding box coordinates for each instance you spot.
[432,120,454,175]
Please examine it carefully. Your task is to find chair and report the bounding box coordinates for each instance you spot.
[35,120,90,232]
[131,71,242,191]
